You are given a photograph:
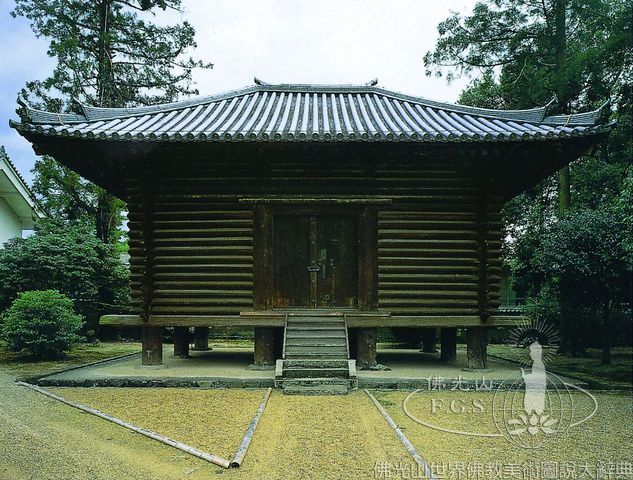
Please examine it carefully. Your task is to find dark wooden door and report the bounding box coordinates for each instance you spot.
[272,214,358,308]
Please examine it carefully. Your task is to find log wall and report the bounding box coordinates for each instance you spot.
[125,152,503,320]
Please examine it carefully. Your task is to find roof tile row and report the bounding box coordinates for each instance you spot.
[12,83,611,144]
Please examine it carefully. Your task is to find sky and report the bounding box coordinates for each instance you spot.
[0,0,478,185]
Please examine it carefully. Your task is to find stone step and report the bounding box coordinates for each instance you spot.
[283,359,349,369]
[286,318,345,324]
[282,385,349,396]
[285,346,348,355]
[283,367,350,379]
[285,330,346,338]
[285,352,348,359]
[281,377,352,387]
[286,324,345,331]
[285,338,347,347]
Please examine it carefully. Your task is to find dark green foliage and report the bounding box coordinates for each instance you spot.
[457,71,507,109]
[535,209,630,294]
[13,0,213,243]
[426,0,633,360]
[521,285,561,336]
[12,0,212,110]
[31,155,126,244]
[0,220,130,333]
[1,290,83,359]
[425,0,631,111]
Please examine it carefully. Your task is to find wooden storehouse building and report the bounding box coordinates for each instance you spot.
[12,81,609,384]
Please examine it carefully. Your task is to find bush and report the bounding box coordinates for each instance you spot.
[518,284,561,347]
[0,220,130,334]
[1,290,83,359]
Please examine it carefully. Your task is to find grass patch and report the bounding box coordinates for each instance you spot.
[0,341,140,379]
[488,345,632,390]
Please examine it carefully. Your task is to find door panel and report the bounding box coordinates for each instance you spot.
[273,213,359,309]
[316,216,359,308]
[273,215,311,308]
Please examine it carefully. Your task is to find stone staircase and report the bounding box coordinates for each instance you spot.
[275,313,357,395]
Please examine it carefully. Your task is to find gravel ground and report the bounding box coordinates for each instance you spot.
[49,387,265,460]
[1,373,409,480]
[222,390,409,480]
[0,370,217,480]
[3,367,631,480]
[376,389,633,477]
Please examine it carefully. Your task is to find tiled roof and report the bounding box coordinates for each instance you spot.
[0,146,43,219]
[10,81,611,144]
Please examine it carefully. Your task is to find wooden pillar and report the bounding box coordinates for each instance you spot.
[466,327,488,369]
[142,326,163,366]
[420,328,437,353]
[254,327,276,367]
[440,327,457,362]
[358,206,379,311]
[356,328,377,369]
[173,327,190,358]
[192,327,210,351]
[137,181,161,366]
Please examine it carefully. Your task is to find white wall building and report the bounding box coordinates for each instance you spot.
[0,147,42,246]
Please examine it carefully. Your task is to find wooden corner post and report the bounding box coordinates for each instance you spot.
[467,176,491,369]
[252,204,276,367]
[356,205,379,369]
[137,181,162,366]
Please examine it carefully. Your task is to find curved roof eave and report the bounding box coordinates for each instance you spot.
[12,82,612,144]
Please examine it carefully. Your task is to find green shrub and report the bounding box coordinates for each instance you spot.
[1,290,83,359]
[0,220,130,334]
[519,284,560,346]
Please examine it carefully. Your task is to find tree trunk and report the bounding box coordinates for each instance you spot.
[466,327,488,369]
[601,300,612,365]
[553,0,572,218]
[440,328,457,362]
[142,326,162,366]
[173,327,190,358]
[558,167,571,215]
[253,327,276,367]
[96,190,118,243]
[558,281,584,356]
[356,328,377,369]
[97,0,114,107]
[192,327,210,351]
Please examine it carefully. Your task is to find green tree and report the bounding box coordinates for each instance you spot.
[0,220,129,333]
[534,209,631,364]
[13,0,213,242]
[426,0,633,356]
[425,0,631,211]
[1,290,83,359]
